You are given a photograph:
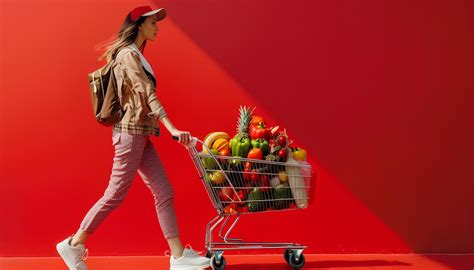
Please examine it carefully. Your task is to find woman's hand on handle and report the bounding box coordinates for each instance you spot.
[171,130,192,145]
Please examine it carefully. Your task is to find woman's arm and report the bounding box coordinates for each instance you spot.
[159,115,177,134]
[159,115,192,145]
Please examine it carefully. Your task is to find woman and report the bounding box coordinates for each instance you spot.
[56,5,210,270]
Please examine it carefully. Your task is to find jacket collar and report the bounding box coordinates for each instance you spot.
[129,43,155,79]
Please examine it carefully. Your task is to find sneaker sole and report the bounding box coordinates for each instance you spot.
[170,263,211,269]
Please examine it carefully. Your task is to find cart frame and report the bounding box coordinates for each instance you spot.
[179,136,314,269]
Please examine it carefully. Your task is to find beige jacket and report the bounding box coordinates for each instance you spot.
[112,44,167,136]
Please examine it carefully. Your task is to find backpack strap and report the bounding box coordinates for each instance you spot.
[99,70,105,98]
[92,72,97,94]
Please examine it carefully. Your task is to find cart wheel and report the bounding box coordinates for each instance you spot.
[288,252,305,269]
[284,249,292,263]
[205,250,213,258]
[211,255,226,270]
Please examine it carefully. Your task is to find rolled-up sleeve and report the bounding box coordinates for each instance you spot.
[122,51,167,120]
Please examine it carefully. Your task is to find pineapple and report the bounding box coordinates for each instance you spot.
[230,106,255,157]
[236,105,254,138]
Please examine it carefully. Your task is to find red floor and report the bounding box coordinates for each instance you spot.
[1,254,473,270]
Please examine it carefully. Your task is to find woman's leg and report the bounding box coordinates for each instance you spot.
[137,139,182,257]
[167,236,184,258]
[76,131,149,243]
[70,228,89,246]
[137,139,210,268]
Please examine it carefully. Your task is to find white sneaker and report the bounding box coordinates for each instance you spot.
[169,244,210,269]
[56,235,89,270]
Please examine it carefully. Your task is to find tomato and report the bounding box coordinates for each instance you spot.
[233,190,246,205]
[255,128,265,139]
[278,148,288,160]
[260,175,269,192]
[250,169,260,183]
[222,186,233,196]
[219,148,231,163]
[245,161,253,170]
[247,148,263,160]
[249,124,259,139]
[219,189,232,201]
[243,168,251,181]
[232,191,239,201]
[278,135,287,147]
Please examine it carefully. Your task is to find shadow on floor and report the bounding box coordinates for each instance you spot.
[224,259,411,269]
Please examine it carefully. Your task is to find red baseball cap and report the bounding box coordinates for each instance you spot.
[130,6,166,22]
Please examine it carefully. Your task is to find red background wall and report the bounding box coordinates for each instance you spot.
[1,0,473,257]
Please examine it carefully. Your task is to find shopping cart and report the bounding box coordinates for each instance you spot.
[173,135,315,270]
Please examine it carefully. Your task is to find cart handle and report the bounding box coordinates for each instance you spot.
[172,135,199,149]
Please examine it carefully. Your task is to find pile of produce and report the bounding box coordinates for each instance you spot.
[201,106,309,214]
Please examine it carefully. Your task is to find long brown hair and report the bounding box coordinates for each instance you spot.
[95,12,148,63]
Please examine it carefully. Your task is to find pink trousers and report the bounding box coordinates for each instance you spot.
[79,130,179,239]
